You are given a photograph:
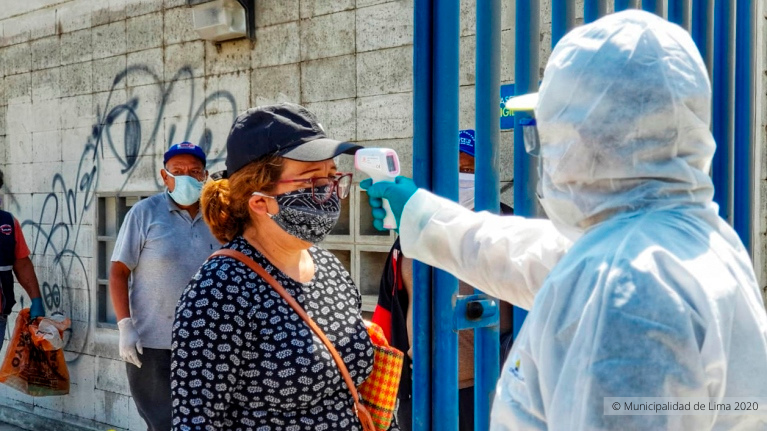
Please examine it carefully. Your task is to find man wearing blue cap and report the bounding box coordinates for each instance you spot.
[109,142,220,431]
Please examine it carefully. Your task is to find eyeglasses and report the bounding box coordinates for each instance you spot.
[274,173,353,204]
[165,168,205,180]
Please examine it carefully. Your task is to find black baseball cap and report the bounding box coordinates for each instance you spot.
[222,103,363,178]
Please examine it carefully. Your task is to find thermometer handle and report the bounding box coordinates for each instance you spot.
[382,198,397,230]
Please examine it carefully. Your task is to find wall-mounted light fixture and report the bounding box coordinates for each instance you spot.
[188,0,255,42]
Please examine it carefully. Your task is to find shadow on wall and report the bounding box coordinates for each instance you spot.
[5,65,236,362]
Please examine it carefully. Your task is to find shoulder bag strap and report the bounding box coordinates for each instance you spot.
[210,248,375,429]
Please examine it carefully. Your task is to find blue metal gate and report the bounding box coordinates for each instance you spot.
[410,0,756,430]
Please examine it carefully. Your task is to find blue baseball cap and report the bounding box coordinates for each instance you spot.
[164,142,206,165]
[459,129,475,157]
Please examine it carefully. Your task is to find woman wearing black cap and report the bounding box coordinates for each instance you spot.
[170,103,395,431]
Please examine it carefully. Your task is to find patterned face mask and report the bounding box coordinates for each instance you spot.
[253,185,341,244]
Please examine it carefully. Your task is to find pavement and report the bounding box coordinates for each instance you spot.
[0,423,26,431]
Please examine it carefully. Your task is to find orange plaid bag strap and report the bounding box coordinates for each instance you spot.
[210,249,377,431]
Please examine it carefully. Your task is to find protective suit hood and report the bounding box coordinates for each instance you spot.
[535,10,715,239]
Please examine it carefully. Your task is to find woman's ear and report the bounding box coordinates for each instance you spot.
[248,194,272,216]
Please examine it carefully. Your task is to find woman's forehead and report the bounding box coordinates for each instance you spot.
[281,158,336,175]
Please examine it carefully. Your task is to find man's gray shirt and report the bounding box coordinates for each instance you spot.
[111,192,219,349]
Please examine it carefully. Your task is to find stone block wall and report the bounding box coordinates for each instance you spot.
[0,1,764,430]
[0,1,500,429]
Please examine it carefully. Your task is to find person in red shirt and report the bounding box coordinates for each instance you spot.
[0,169,45,350]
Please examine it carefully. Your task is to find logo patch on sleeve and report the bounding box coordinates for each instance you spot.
[509,354,525,382]
[0,224,11,235]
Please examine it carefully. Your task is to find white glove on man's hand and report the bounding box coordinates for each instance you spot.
[117,317,143,368]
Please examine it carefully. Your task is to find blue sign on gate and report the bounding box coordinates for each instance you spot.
[459,129,475,156]
[500,83,515,130]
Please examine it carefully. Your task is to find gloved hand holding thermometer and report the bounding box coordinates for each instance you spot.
[356,149,401,229]
[357,149,418,232]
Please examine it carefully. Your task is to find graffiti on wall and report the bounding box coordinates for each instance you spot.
[5,65,236,361]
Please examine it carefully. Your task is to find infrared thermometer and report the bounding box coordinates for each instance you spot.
[355,148,400,230]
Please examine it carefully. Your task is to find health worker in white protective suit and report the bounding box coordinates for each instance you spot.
[360,10,767,431]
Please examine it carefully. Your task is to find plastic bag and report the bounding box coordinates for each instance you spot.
[29,313,71,351]
[0,308,70,396]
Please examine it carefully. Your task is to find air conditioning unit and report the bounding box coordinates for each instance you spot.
[192,0,247,42]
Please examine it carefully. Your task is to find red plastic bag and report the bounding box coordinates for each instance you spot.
[0,308,70,396]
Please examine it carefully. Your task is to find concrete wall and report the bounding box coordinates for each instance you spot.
[0,1,763,430]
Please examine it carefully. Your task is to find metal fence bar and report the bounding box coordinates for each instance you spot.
[584,0,601,23]
[691,0,713,73]
[551,0,575,48]
[641,0,662,14]
[552,0,576,47]
[733,0,754,252]
[474,0,502,428]
[711,0,733,221]
[411,0,433,428]
[512,0,540,338]
[668,0,686,26]
[432,0,460,428]
[615,0,632,12]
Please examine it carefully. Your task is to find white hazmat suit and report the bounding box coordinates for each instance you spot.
[398,10,767,431]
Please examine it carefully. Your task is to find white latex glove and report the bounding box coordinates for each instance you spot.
[117,317,143,368]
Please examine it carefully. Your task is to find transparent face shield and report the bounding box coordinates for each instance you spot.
[519,116,543,199]
[506,93,546,213]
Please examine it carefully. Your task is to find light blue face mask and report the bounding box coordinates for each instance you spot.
[165,171,204,206]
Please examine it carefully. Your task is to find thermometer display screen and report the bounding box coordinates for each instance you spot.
[387,155,396,172]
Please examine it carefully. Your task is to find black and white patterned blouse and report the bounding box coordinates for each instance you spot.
[171,236,378,431]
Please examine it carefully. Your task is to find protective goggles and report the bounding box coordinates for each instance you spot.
[518,117,540,157]
[505,93,540,157]
[517,116,544,199]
